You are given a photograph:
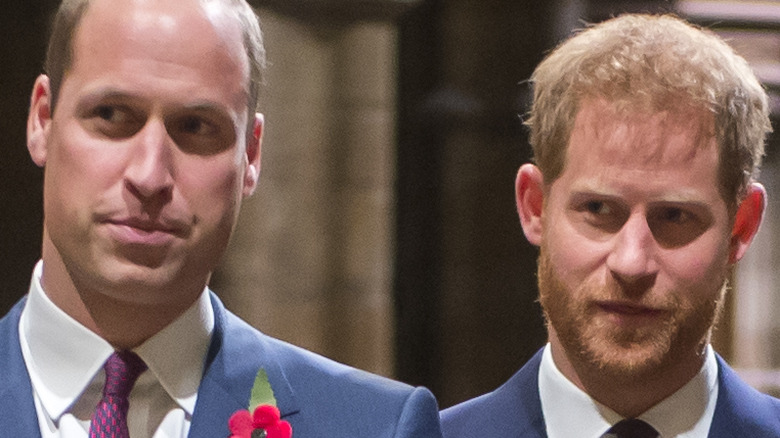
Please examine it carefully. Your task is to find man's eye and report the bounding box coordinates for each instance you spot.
[648,207,709,248]
[85,105,140,138]
[95,105,113,120]
[585,200,612,216]
[169,115,233,155]
[658,207,689,224]
[180,117,214,136]
[93,105,130,123]
[573,199,626,235]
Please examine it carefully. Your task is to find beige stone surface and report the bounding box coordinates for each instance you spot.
[213,8,397,378]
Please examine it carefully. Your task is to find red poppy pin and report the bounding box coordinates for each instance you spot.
[228,369,292,438]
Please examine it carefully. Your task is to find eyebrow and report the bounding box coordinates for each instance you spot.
[178,100,232,116]
[75,87,142,109]
[76,88,234,117]
[567,185,713,206]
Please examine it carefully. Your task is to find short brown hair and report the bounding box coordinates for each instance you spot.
[526,14,771,206]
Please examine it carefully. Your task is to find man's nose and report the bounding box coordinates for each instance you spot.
[605,213,659,283]
[124,121,174,201]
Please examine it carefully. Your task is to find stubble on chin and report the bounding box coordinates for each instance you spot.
[537,248,725,383]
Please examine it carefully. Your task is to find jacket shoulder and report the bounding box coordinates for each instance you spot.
[218,303,442,438]
[440,349,546,438]
[710,355,780,437]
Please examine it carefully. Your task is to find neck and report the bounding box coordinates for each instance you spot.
[39,233,204,350]
[548,329,707,418]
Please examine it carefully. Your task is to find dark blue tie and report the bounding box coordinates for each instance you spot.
[602,419,660,438]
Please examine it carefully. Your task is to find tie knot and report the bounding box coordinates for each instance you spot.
[103,351,147,398]
[603,419,660,438]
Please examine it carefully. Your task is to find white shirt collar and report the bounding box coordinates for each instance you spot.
[134,287,214,414]
[539,343,718,438]
[20,260,214,422]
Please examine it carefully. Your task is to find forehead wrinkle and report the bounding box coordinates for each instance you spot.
[574,97,717,169]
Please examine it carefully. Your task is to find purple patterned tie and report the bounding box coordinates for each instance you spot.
[89,351,147,438]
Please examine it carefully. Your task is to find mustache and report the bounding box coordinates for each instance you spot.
[536,248,729,315]
[537,248,672,311]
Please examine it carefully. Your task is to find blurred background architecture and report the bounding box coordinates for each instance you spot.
[2,0,780,408]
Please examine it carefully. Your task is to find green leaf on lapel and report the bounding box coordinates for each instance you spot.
[249,368,277,411]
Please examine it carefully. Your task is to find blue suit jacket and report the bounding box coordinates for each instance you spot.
[0,293,443,438]
[441,349,780,437]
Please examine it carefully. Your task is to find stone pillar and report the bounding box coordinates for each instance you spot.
[678,0,780,394]
[213,7,399,377]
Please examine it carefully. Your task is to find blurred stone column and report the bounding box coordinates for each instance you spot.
[213,6,401,377]
[677,0,780,394]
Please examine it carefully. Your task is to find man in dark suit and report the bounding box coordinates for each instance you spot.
[441,13,780,437]
[4,0,443,436]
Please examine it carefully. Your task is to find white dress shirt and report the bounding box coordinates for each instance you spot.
[19,261,215,438]
[539,343,718,438]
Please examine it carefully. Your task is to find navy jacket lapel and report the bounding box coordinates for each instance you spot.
[707,355,740,438]
[441,348,547,438]
[708,354,780,437]
[0,292,310,438]
[442,348,780,438]
[497,349,547,437]
[188,293,300,438]
[0,298,42,437]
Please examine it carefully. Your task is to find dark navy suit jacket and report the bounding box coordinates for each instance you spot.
[441,349,780,437]
[0,293,443,438]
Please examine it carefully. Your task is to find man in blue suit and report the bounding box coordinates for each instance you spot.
[5,0,443,436]
[442,14,780,437]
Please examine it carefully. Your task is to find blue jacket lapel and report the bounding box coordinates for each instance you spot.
[188,293,300,438]
[441,348,547,438]
[492,349,547,437]
[0,293,308,437]
[0,298,42,437]
[708,354,780,437]
[444,348,780,438]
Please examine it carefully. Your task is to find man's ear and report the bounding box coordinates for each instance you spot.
[516,163,545,246]
[242,113,263,197]
[729,182,766,263]
[27,75,52,167]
